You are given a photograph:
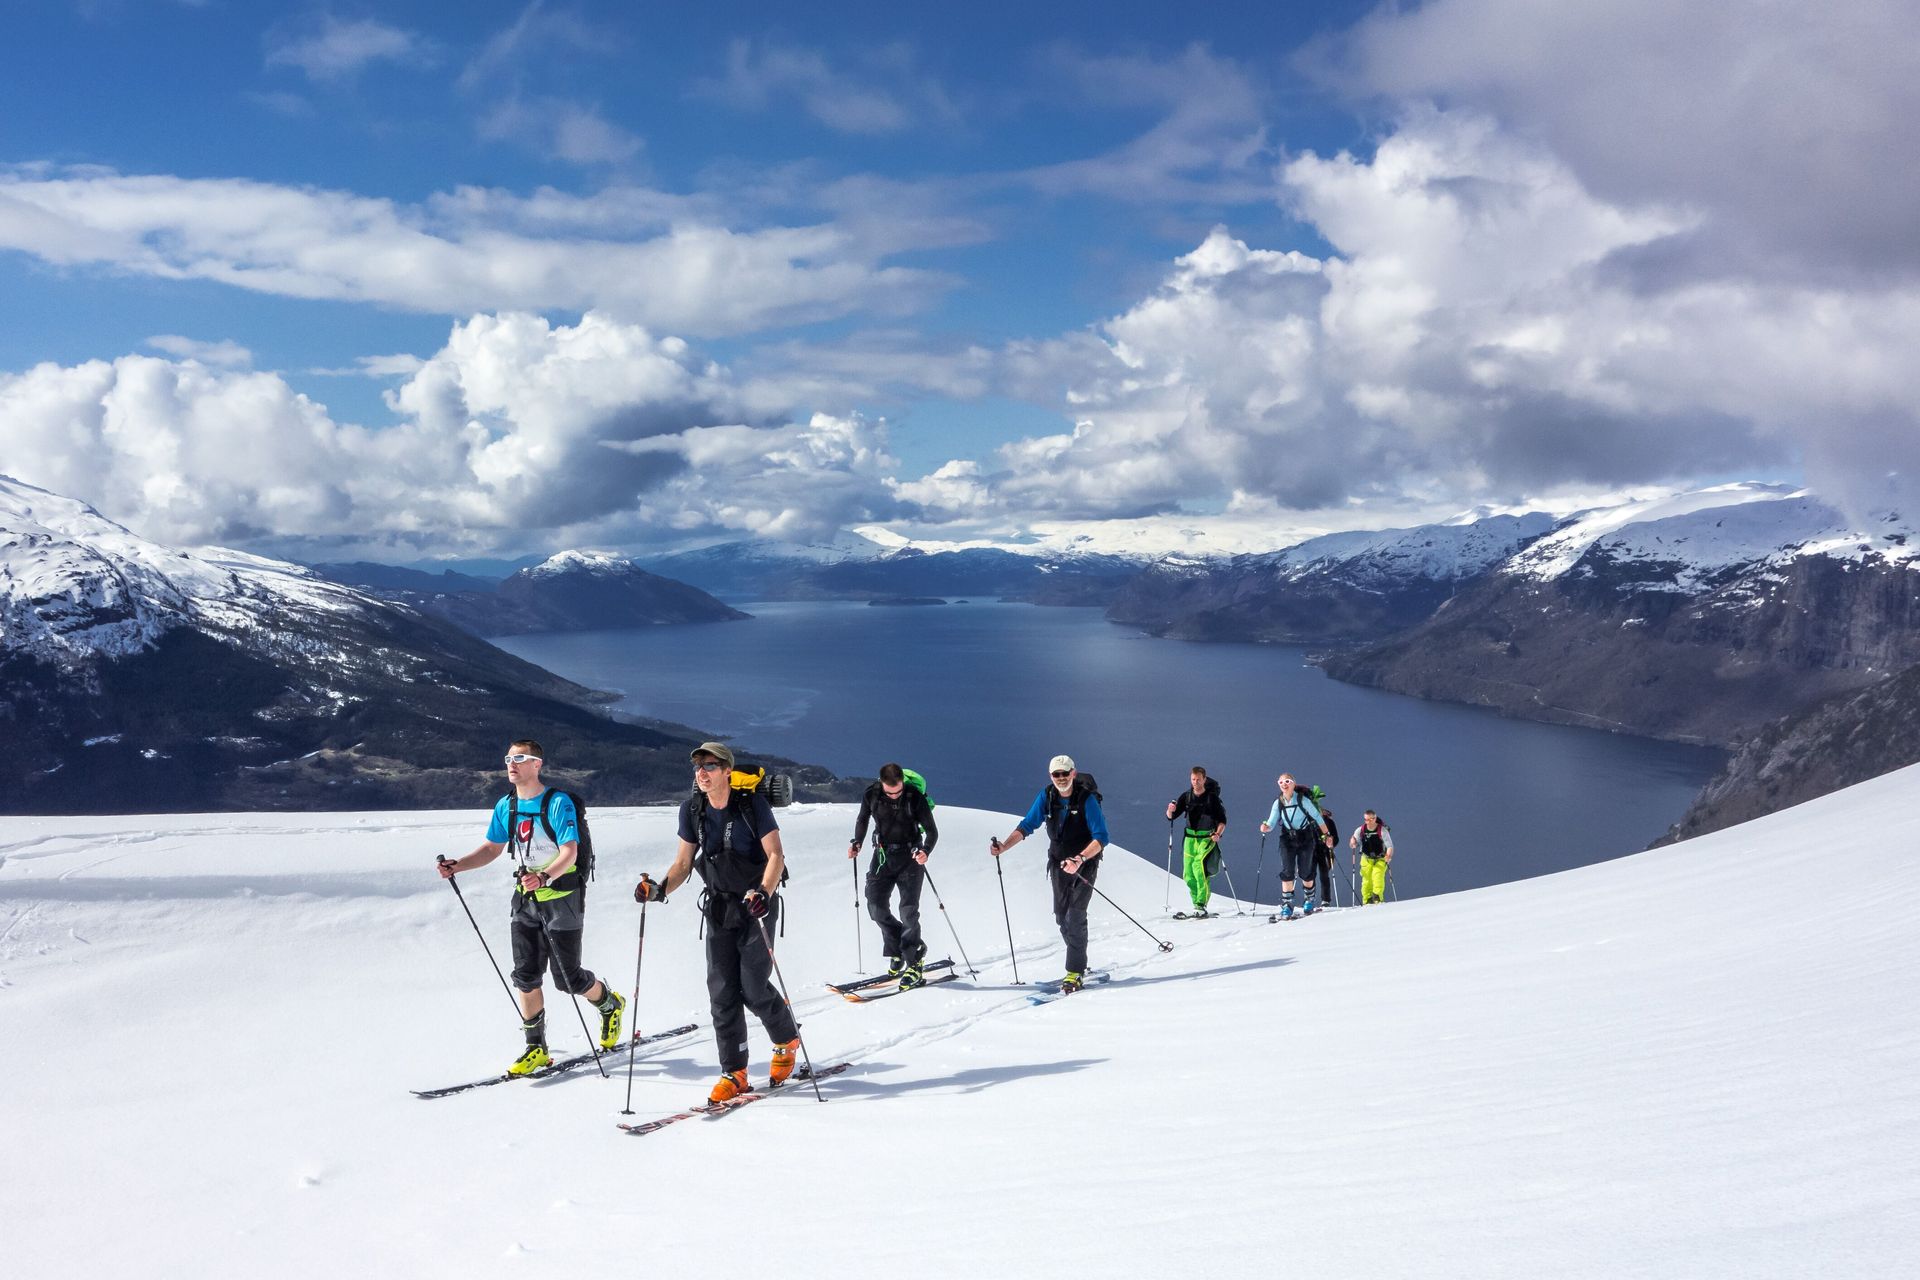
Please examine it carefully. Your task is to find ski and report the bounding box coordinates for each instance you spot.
[413,1022,699,1099]
[825,957,953,995]
[1025,970,1111,1005]
[842,972,960,1003]
[1171,910,1215,920]
[619,1062,852,1136]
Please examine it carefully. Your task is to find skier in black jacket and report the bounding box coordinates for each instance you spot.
[1166,766,1227,916]
[847,762,939,988]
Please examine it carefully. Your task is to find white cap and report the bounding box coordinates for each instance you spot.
[1049,754,1076,774]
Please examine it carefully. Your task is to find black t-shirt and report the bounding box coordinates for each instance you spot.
[679,790,780,896]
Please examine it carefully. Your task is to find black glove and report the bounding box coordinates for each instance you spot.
[635,874,665,904]
[436,855,456,880]
[743,888,769,919]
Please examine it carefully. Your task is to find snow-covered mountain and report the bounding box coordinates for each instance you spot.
[1107,510,1560,642]
[0,475,826,814]
[7,775,1916,1276]
[1325,484,1920,745]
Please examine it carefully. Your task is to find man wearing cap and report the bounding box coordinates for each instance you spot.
[989,755,1108,993]
[633,742,801,1103]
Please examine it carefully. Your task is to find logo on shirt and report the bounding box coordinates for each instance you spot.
[517,818,534,844]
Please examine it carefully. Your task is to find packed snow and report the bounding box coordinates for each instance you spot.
[4,771,1917,1277]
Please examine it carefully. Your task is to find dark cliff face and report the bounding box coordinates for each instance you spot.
[1663,658,1920,842]
[1323,553,1920,746]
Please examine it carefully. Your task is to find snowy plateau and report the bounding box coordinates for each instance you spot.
[4,776,1917,1278]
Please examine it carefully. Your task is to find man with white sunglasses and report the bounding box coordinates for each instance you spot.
[436,738,624,1076]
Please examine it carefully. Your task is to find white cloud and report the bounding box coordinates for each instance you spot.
[1320,0,1920,280]
[264,16,429,83]
[0,167,952,337]
[0,314,900,556]
[697,38,961,136]
[143,335,252,368]
[478,96,644,166]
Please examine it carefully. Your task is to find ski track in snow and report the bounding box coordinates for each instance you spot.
[4,792,1918,1277]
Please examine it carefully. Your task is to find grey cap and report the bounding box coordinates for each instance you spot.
[1048,754,1076,774]
[690,741,736,770]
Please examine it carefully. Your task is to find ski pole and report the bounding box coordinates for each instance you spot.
[1252,832,1267,911]
[438,862,523,1023]
[992,847,1020,983]
[921,868,978,977]
[1163,818,1176,910]
[1070,868,1173,952]
[751,908,825,1102]
[518,860,607,1077]
[1387,865,1398,901]
[619,896,649,1115]
[1215,839,1245,915]
[852,852,863,973]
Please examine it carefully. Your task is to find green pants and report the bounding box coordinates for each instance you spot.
[1361,854,1388,904]
[1182,833,1216,908]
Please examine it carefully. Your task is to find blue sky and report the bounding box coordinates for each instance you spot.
[3,2,1917,560]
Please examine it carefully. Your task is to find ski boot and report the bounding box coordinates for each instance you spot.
[1302,892,1318,917]
[1280,892,1296,920]
[508,1044,551,1077]
[899,960,926,991]
[885,955,905,978]
[1060,970,1084,995]
[709,1069,750,1103]
[770,1038,801,1087]
[596,989,627,1050]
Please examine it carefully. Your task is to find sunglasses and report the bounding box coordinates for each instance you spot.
[693,761,728,773]
[504,753,542,765]
[1051,770,1073,779]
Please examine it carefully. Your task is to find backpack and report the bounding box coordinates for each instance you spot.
[510,788,593,890]
[901,768,932,808]
[692,765,795,888]
[1043,772,1102,840]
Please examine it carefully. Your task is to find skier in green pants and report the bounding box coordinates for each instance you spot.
[1165,766,1227,917]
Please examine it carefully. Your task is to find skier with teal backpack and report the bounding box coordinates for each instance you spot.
[847,762,940,989]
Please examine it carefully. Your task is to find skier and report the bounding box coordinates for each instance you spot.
[989,755,1108,993]
[1317,805,1341,909]
[633,742,802,1103]
[1165,766,1227,916]
[1349,809,1395,904]
[1258,773,1332,919]
[847,762,940,988]
[436,739,625,1076]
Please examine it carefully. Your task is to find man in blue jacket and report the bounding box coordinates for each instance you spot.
[990,754,1108,993]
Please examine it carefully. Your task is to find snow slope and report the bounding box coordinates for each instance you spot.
[4,777,1917,1278]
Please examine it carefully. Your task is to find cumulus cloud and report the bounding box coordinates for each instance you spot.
[697,38,961,136]
[917,108,1920,526]
[0,167,952,336]
[1320,0,1920,282]
[264,16,430,82]
[0,314,899,556]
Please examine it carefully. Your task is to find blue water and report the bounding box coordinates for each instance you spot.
[498,601,1724,901]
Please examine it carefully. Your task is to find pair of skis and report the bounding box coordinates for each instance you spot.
[1025,970,1111,1005]
[825,957,958,1002]
[618,1062,852,1136]
[412,1022,700,1099]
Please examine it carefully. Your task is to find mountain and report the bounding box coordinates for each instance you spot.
[1664,654,1920,841]
[641,534,1142,604]
[10,774,1917,1274]
[0,476,839,814]
[312,550,747,636]
[1324,485,1920,745]
[1106,511,1559,642]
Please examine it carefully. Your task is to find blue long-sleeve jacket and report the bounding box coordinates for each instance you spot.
[1017,787,1110,846]
[1265,792,1324,831]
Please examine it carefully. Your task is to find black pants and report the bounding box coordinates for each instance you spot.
[1279,828,1318,886]
[704,896,799,1074]
[1317,847,1336,904]
[1048,855,1098,974]
[865,847,925,961]
[509,920,598,995]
